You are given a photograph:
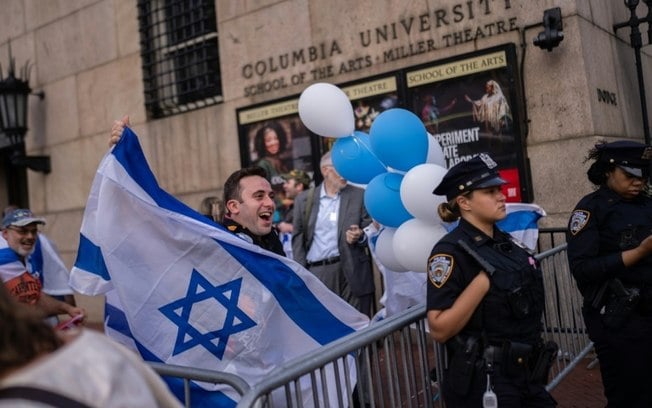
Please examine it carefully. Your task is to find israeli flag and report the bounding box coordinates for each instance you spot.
[444,203,546,250]
[69,128,369,406]
[497,202,547,251]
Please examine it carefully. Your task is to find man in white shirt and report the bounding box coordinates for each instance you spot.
[292,151,375,317]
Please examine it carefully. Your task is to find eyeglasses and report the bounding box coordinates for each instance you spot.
[6,226,40,236]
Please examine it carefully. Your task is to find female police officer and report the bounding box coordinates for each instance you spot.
[427,153,556,407]
[567,140,652,407]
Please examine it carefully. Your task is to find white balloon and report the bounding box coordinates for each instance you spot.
[375,228,409,272]
[393,219,447,273]
[400,163,448,222]
[426,133,446,167]
[298,83,354,138]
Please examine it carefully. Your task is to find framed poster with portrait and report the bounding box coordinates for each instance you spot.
[237,98,321,192]
[405,43,531,202]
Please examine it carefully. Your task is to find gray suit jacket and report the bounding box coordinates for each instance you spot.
[292,183,374,296]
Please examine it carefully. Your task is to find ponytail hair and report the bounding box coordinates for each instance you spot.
[438,199,461,222]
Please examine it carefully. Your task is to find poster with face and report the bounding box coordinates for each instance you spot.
[406,45,529,202]
[237,99,319,189]
[237,99,322,228]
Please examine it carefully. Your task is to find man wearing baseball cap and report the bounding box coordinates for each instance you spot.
[1,208,84,321]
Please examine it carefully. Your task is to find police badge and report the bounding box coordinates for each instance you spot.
[428,254,454,288]
[569,210,590,235]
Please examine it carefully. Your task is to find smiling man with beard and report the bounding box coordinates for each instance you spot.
[221,166,285,256]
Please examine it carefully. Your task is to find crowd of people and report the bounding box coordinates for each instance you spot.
[2,111,650,407]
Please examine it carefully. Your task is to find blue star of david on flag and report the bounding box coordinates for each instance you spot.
[159,269,257,359]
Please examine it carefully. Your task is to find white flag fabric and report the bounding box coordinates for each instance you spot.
[497,202,547,251]
[69,128,369,406]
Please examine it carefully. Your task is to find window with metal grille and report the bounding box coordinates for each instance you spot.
[137,0,222,119]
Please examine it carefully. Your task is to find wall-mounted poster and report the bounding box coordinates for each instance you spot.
[237,75,402,192]
[237,98,321,207]
[406,44,530,202]
[315,76,401,153]
[343,76,401,133]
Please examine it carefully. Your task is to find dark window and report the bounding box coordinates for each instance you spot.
[137,0,222,119]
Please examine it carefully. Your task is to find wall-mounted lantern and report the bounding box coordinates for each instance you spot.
[0,44,49,173]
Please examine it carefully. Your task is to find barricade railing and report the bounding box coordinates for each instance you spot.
[151,242,593,407]
[535,243,594,391]
[148,362,250,407]
[236,305,442,408]
[537,227,567,252]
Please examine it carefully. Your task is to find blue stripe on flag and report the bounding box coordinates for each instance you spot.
[161,378,236,408]
[74,233,110,280]
[496,210,540,233]
[105,301,133,337]
[222,240,356,345]
[113,128,221,228]
[0,247,20,264]
[29,238,44,285]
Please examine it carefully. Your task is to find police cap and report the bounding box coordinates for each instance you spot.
[433,153,507,201]
[596,140,652,178]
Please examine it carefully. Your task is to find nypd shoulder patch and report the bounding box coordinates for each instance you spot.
[569,210,590,235]
[428,254,454,288]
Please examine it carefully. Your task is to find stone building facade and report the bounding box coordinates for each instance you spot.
[0,0,650,321]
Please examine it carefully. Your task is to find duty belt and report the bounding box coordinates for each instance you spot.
[307,256,340,267]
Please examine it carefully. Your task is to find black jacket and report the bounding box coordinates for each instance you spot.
[221,218,285,256]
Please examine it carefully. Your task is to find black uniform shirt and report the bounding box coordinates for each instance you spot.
[426,218,544,344]
[567,186,652,295]
[426,218,485,312]
[221,218,286,256]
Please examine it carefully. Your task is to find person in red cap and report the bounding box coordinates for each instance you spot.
[567,140,652,407]
[427,153,555,407]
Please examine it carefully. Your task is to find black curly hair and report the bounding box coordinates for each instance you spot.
[585,140,614,186]
[254,121,288,158]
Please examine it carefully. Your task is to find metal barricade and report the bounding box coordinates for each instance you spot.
[535,244,594,391]
[148,362,250,407]
[537,227,567,252]
[151,243,592,407]
[236,305,442,408]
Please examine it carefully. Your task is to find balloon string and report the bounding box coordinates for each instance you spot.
[352,133,388,170]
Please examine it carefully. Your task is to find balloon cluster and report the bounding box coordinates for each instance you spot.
[299,83,449,273]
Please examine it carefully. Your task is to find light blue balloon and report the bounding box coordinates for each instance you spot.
[364,172,413,228]
[332,131,387,184]
[369,108,428,172]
